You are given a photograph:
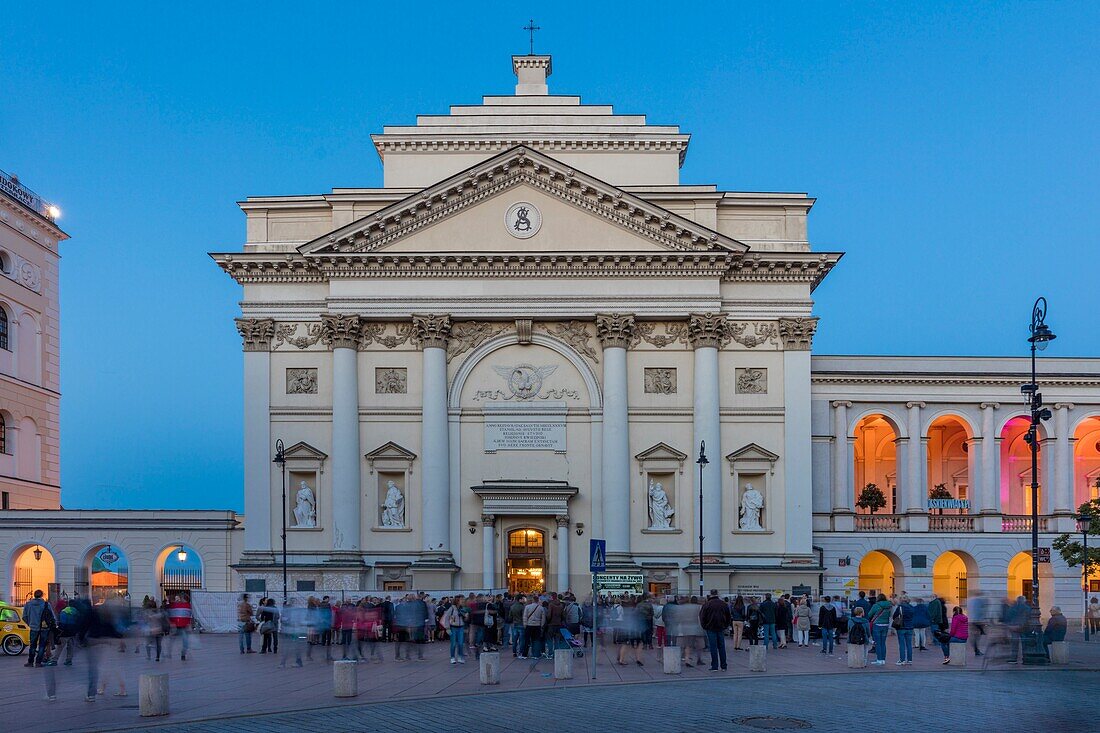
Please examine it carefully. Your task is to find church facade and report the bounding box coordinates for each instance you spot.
[212,54,1100,612]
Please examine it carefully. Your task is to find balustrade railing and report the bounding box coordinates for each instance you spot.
[1001,515,1049,532]
[854,514,902,531]
[929,515,974,532]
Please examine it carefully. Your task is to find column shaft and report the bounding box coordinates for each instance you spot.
[600,345,630,556]
[831,402,850,511]
[242,349,271,553]
[556,518,570,592]
[693,345,722,553]
[331,346,361,551]
[1053,405,1073,513]
[905,403,924,513]
[980,404,1000,513]
[421,345,450,554]
[481,516,495,589]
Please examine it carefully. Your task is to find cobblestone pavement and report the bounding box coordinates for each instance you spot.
[3,632,1097,732]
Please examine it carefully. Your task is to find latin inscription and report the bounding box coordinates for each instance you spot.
[485,420,565,451]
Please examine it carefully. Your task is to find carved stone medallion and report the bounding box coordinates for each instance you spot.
[376,367,408,394]
[286,368,318,394]
[735,367,767,394]
[505,201,542,239]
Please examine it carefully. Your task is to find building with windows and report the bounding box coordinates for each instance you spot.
[1,55,1097,618]
[0,170,65,510]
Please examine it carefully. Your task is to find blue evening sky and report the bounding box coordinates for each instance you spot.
[1,3,1096,511]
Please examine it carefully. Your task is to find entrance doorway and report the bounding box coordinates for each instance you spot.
[507,528,545,595]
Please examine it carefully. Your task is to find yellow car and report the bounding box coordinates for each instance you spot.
[0,602,30,656]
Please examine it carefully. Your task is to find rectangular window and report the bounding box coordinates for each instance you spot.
[244,578,266,593]
[1,491,8,510]
[296,580,316,592]
[911,555,927,569]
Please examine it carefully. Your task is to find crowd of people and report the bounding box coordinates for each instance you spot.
[20,585,1093,702]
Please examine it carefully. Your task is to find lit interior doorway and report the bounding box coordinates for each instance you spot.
[11,544,55,603]
[157,545,203,603]
[932,550,977,608]
[858,549,901,598]
[507,528,545,595]
[84,544,128,605]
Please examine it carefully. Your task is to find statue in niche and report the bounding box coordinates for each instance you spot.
[647,479,675,529]
[739,484,765,531]
[381,480,405,528]
[293,481,317,528]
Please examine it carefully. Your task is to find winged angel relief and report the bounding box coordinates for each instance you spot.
[473,364,579,401]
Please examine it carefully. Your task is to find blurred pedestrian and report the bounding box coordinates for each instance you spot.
[700,590,730,671]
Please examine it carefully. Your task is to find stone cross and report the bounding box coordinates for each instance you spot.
[524,19,541,55]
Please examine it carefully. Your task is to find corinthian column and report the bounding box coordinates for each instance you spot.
[778,317,817,555]
[323,314,363,553]
[414,314,452,557]
[1053,403,1075,514]
[980,403,1000,514]
[596,313,635,559]
[905,402,926,513]
[831,401,852,512]
[689,313,725,555]
[236,317,275,556]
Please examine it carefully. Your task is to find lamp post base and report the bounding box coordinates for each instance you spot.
[1021,622,1049,666]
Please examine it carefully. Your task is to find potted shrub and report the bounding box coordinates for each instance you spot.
[857,483,887,514]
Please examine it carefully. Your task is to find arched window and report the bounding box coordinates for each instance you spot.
[0,414,7,455]
[0,308,8,351]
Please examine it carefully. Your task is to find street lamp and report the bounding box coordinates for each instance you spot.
[176,546,188,563]
[1022,296,1055,664]
[696,440,709,600]
[274,439,288,603]
[1080,512,1092,642]
[32,545,42,561]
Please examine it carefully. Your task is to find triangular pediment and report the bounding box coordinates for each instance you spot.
[283,441,328,461]
[299,146,746,257]
[726,442,780,465]
[364,441,417,463]
[635,442,689,463]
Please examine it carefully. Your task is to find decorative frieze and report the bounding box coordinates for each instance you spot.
[633,321,687,348]
[595,313,636,349]
[538,321,599,363]
[375,368,407,394]
[644,368,677,394]
[286,368,318,394]
[448,322,508,361]
[412,313,452,349]
[777,316,819,351]
[687,313,729,349]
[235,317,276,352]
[273,322,324,349]
[320,314,362,350]
[735,368,767,394]
[729,322,777,348]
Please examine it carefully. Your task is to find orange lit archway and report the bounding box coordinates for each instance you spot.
[10,544,55,604]
[853,415,900,513]
[1072,416,1100,509]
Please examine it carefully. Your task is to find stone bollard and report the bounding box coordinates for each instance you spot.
[949,642,968,667]
[1049,641,1069,665]
[139,673,169,717]
[479,651,501,685]
[847,643,867,668]
[333,659,358,698]
[662,645,682,674]
[748,644,767,672]
[554,648,574,679]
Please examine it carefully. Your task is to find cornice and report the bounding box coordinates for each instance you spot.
[212,253,324,284]
[371,136,691,165]
[726,252,842,292]
[812,373,1100,387]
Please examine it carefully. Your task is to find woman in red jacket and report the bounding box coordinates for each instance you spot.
[937,606,968,664]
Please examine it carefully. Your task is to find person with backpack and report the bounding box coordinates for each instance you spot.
[744,598,763,646]
[867,593,893,665]
[847,606,870,663]
[912,597,931,651]
[21,589,56,668]
[56,598,85,666]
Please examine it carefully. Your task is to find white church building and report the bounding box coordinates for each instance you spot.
[3,54,1098,618]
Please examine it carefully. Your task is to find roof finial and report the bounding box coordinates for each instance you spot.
[523,19,541,55]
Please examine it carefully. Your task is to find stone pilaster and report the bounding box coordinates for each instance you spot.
[556,515,571,591]
[482,514,496,589]
[238,317,275,556]
[777,317,819,350]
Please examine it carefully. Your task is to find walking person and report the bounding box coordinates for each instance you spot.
[279,600,305,668]
[653,595,666,648]
[237,593,256,654]
[868,593,892,665]
[615,598,645,666]
[700,590,731,671]
[818,596,838,656]
[22,589,56,667]
[56,597,85,666]
[895,595,914,665]
[793,597,811,647]
[937,606,969,664]
[166,594,192,661]
[967,590,988,657]
[443,596,469,664]
[510,595,526,657]
[142,597,164,661]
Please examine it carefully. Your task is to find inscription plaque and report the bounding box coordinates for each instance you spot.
[483,401,566,451]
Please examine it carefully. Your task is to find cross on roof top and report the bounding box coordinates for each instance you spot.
[523,19,541,55]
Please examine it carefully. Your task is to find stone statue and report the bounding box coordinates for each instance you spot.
[647,479,675,529]
[739,484,765,531]
[381,480,405,528]
[293,481,317,528]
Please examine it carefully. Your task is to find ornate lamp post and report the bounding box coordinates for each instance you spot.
[696,440,709,599]
[1022,297,1055,663]
[273,439,288,603]
[1080,512,1092,641]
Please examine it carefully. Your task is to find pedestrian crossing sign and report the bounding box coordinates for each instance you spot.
[589,539,606,573]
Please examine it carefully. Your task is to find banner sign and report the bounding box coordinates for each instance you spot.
[927,499,970,510]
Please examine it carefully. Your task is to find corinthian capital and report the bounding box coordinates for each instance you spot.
[412,313,452,349]
[595,313,636,349]
[777,316,819,351]
[687,313,728,349]
[235,317,276,352]
[321,314,362,350]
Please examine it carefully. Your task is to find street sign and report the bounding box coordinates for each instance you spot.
[589,538,606,573]
[1036,547,1051,563]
